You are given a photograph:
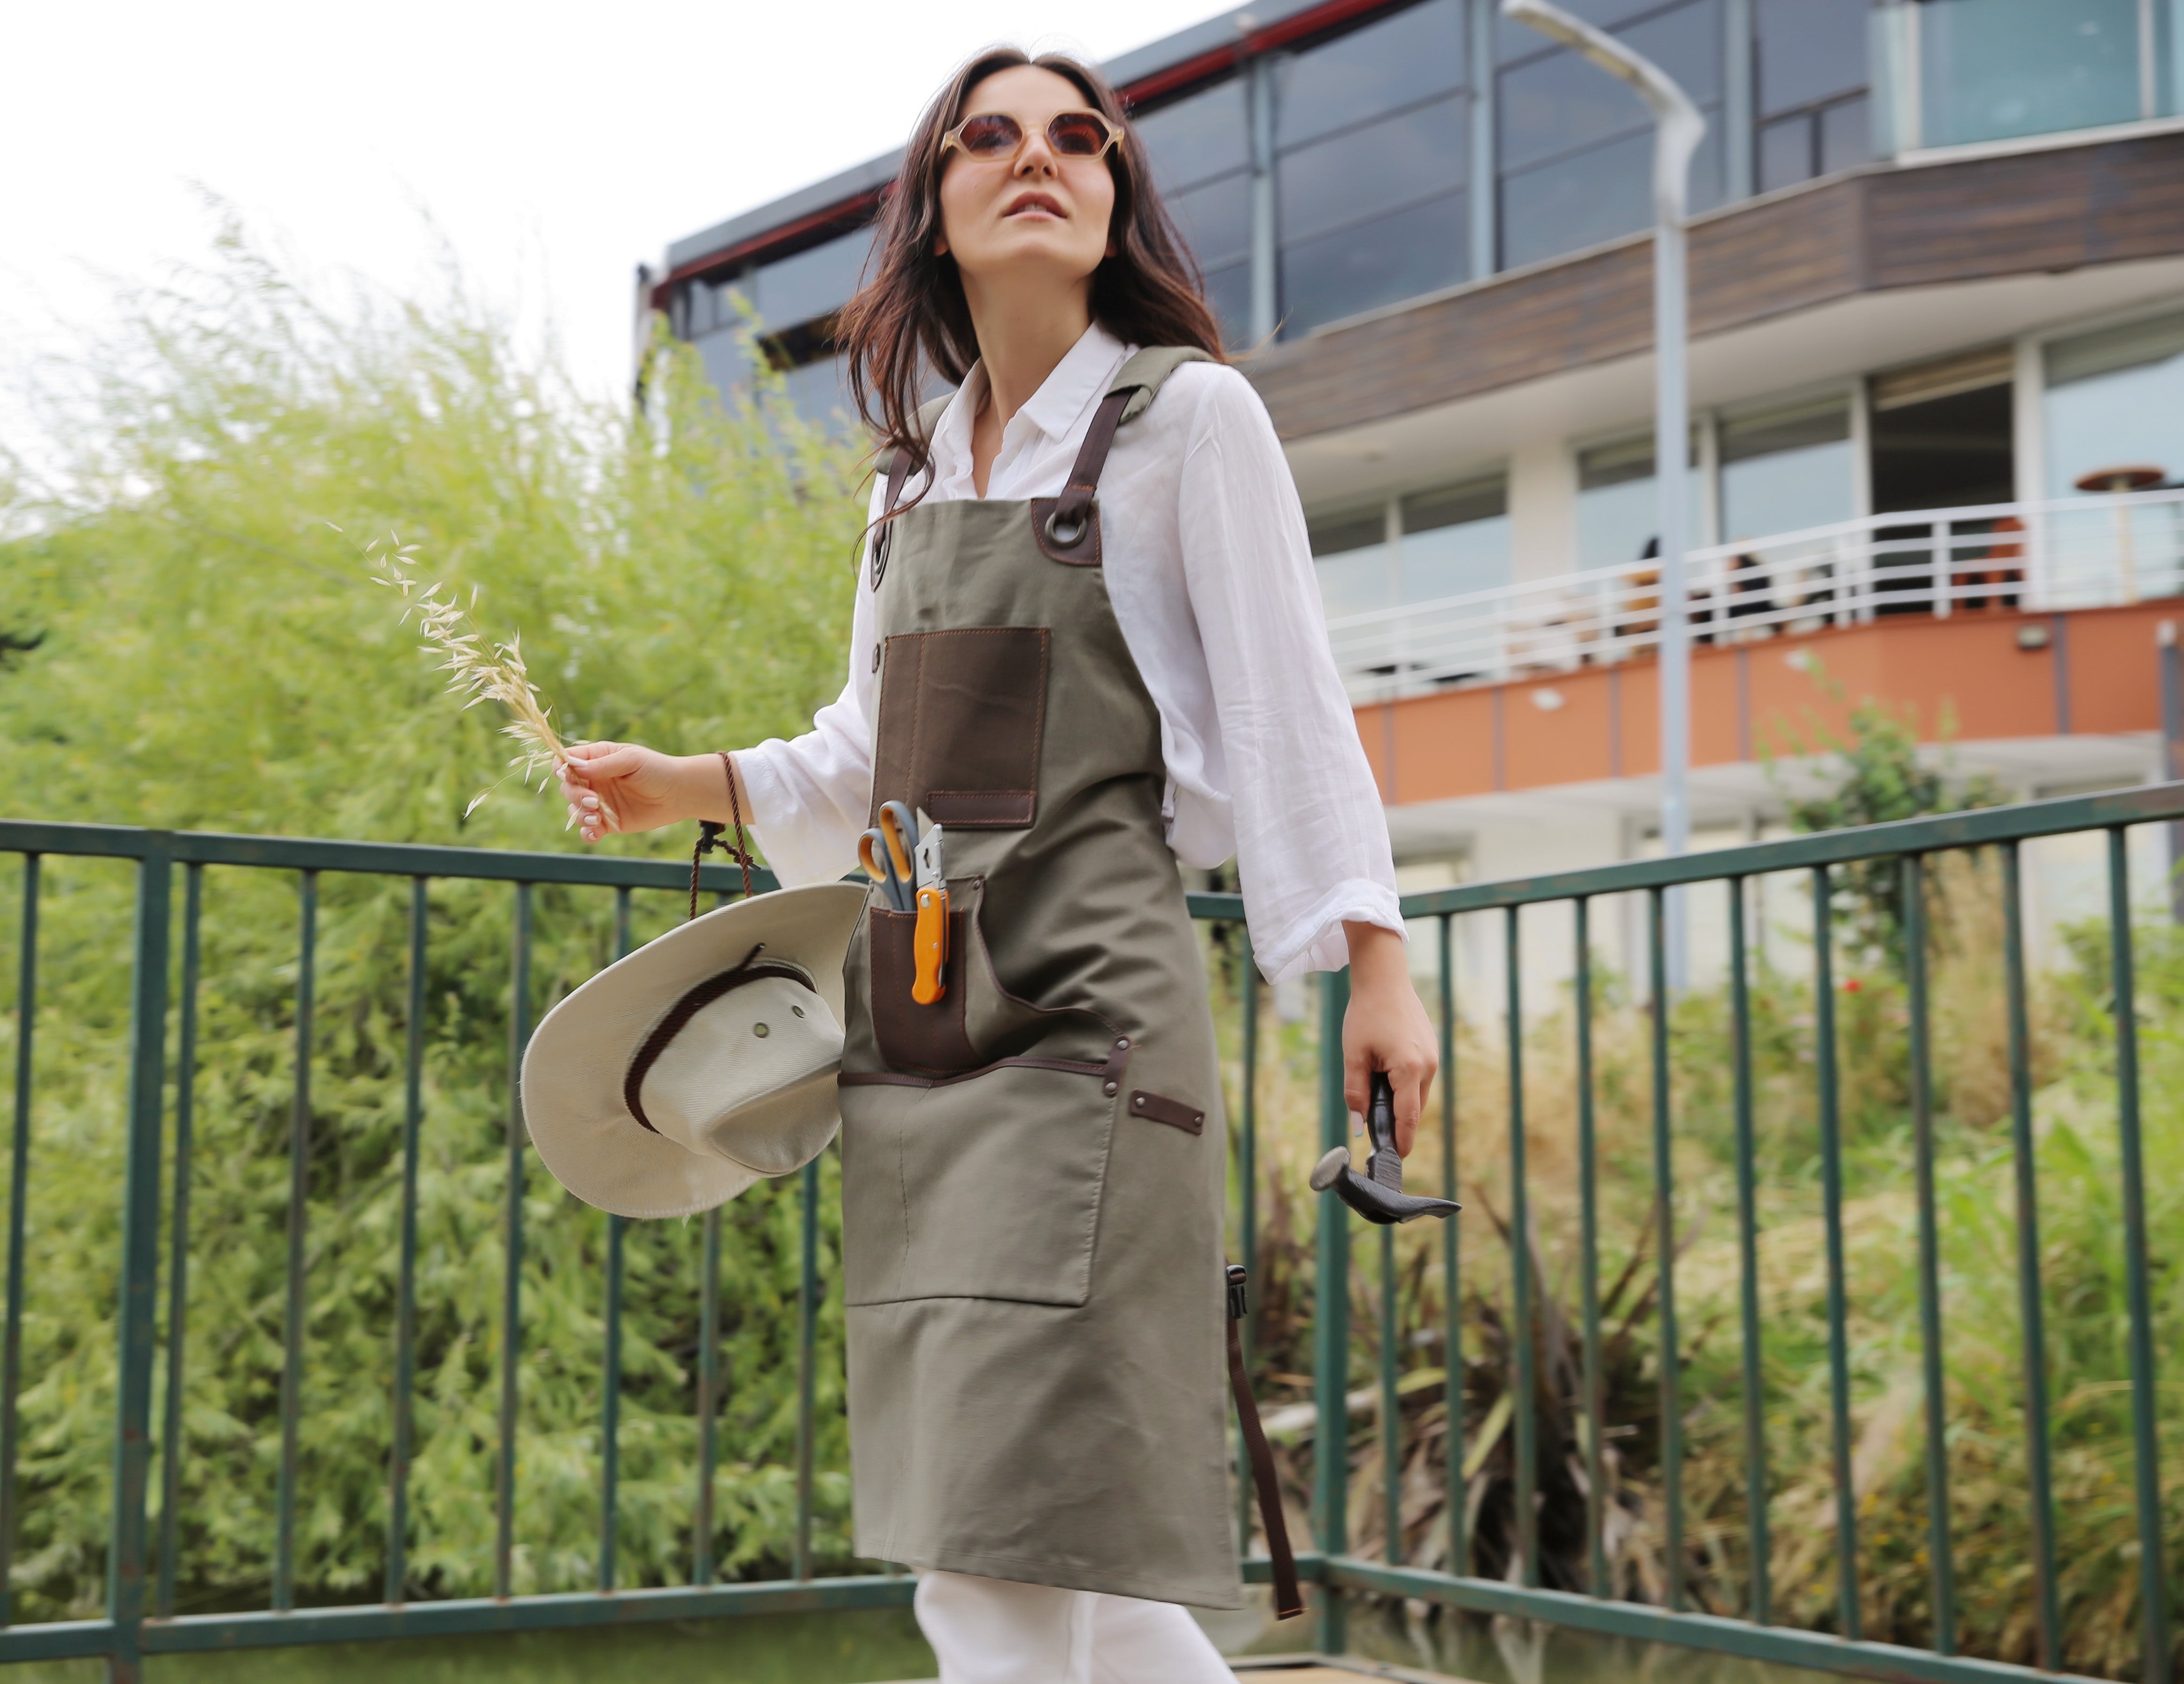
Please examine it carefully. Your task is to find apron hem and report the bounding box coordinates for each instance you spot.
[869,1538,1245,1611]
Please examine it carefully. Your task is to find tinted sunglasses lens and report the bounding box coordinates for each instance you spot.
[957,114,1023,156]
[1047,114,1110,156]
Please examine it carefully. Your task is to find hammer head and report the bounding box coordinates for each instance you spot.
[1308,1073,1461,1226]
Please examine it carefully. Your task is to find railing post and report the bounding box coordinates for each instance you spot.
[1930,520,1950,618]
[109,836,171,1684]
[1314,967,1351,1655]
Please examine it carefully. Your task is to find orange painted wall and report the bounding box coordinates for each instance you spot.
[1364,602,2172,806]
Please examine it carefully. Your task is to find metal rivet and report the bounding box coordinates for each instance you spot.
[1115,1038,1130,1049]
[1133,1095,1145,1107]
[1103,1082,1118,1096]
[753,1023,770,1038]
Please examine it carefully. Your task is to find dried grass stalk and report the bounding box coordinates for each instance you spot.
[365,534,591,820]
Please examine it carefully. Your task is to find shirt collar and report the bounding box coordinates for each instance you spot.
[928,321,1131,487]
[1014,321,1131,443]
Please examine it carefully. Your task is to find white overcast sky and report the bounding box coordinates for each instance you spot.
[0,0,1212,419]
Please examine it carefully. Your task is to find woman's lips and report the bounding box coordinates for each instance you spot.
[1004,192,1065,219]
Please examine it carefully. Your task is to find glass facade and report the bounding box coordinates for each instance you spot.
[1499,0,1727,270]
[672,0,2174,434]
[2044,310,2184,497]
[1275,0,1470,333]
[1576,432,1703,570]
[1755,0,1872,190]
[1309,507,1394,619]
[1138,76,1254,343]
[1311,476,1511,617]
[1719,396,1856,540]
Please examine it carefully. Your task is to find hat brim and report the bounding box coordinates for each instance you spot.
[523,882,867,1219]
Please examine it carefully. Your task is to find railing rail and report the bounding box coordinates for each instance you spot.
[0,790,2176,1680]
[1328,488,2184,702]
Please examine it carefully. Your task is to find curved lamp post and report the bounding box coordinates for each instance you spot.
[1503,0,1705,988]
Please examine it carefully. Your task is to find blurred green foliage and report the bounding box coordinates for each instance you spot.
[0,226,870,1617]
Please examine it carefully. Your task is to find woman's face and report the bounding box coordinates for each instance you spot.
[936,65,1117,295]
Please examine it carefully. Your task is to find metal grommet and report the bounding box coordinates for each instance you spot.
[753,1023,770,1038]
[1103,1082,1118,1096]
[1044,507,1087,548]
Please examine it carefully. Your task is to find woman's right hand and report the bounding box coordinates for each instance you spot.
[559,742,706,842]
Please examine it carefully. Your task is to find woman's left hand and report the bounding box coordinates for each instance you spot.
[1340,921,1439,1157]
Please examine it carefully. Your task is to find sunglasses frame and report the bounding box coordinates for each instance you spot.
[939,109,1124,166]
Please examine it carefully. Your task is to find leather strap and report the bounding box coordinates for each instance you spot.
[1227,1265,1303,1620]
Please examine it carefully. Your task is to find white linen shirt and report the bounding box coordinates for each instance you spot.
[736,322,1402,984]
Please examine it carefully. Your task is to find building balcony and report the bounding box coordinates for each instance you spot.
[1346,490,2184,858]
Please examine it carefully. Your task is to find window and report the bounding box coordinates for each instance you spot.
[1401,478,1511,600]
[744,227,874,332]
[1274,0,1469,336]
[2044,310,2184,497]
[1135,77,1253,343]
[1576,431,1703,569]
[1309,508,1393,620]
[1913,0,2149,148]
[1719,397,1855,541]
[1499,0,1726,270]
[1755,0,1871,191]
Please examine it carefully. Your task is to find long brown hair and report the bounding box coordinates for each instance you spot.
[836,47,1225,489]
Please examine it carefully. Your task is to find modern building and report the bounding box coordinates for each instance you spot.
[646,0,2184,992]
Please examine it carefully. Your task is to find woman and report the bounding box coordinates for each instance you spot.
[559,47,1436,1681]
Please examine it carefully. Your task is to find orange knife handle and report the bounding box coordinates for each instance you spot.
[912,886,948,1005]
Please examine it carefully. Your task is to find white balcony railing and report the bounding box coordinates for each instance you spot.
[1326,489,2184,703]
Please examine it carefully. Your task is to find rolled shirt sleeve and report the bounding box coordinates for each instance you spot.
[1172,369,1403,985]
[735,483,885,887]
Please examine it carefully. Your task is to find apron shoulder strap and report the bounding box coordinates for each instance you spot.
[1033,345,1218,564]
[871,392,956,589]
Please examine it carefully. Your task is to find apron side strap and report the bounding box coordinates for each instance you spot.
[1225,1266,1303,1620]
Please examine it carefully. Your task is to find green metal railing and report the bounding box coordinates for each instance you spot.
[0,789,2176,1682]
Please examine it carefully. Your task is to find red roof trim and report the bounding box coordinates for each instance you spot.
[652,0,1414,309]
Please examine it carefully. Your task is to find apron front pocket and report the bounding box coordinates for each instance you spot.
[838,1062,1121,1309]
[871,627,1048,829]
[868,905,977,1075]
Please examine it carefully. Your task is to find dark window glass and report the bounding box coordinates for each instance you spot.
[1758,113,1814,189]
[1281,192,1467,335]
[1501,124,1722,269]
[750,227,874,331]
[1500,0,1720,170]
[1309,509,1387,555]
[1170,172,1252,268]
[1279,94,1467,246]
[1403,478,1507,530]
[1497,0,1664,63]
[1499,36,1649,171]
[1579,433,1659,489]
[1201,261,1252,347]
[1820,94,1871,172]
[1720,398,1850,463]
[1275,0,1466,149]
[1756,0,1868,116]
[1134,77,1249,192]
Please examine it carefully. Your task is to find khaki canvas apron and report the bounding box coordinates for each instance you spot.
[836,346,1241,1607]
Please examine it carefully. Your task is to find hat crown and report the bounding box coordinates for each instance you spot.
[637,974,844,1175]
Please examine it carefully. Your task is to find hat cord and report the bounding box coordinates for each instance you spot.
[690,750,759,920]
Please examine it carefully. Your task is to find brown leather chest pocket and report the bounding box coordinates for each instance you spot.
[871,627,1047,830]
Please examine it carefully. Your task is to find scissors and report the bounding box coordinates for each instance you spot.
[857,801,919,913]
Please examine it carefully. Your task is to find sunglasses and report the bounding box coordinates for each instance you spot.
[940,110,1123,164]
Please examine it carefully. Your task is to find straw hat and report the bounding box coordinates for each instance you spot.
[523,883,867,1219]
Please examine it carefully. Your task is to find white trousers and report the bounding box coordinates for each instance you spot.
[914,1569,1235,1684]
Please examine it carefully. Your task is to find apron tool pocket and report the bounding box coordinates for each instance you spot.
[868,904,977,1076]
[839,1062,1121,1309]
[871,627,1048,829]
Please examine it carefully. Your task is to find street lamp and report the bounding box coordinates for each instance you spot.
[1503,0,1705,989]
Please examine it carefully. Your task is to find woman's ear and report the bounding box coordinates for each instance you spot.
[935,233,951,257]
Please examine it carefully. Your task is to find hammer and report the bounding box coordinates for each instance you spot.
[1310,1072,1461,1226]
